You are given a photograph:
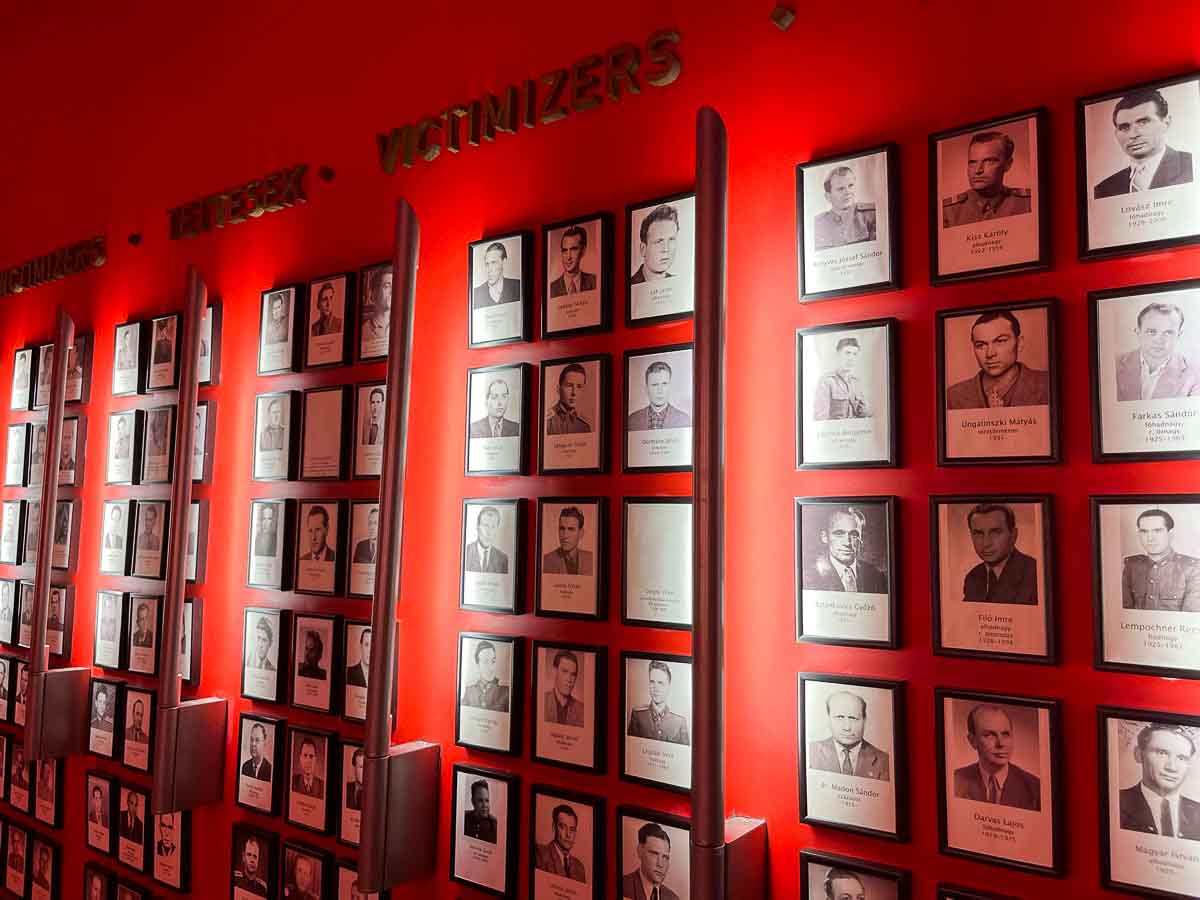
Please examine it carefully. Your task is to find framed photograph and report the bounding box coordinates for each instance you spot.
[105,409,142,485]
[358,261,392,362]
[339,741,364,846]
[624,344,693,472]
[343,620,372,723]
[466,362,530,476]
[0,586,13,647]
[12,661,27,728]
[798,673,906,840]
[45,585,71,658]
[531,641,605,774]
[236,712,284,816]
[152,809,189,891]
[10,347,34,411]
[29,837,58,900]
[295,500,346,597]
[198,302,221,386]
[797,144,901,300]
[64,332,92,403]
[539,354,608,474]
[146,313,181,391]
[1099,706,1200,898]
[286,725,336,835]
[117,784,151,872]
[139,404,175,483]
[616,806,690,900]
[192,400,212,482]
[242,607,289,703]
[4,424,26,486]
[800,849,909,900]
[231,823,278,900]
[93,590,125,669]
[932,495,1054,662]
[621,652,692,793]
[246,498,296,591]
[131,500,168,579]
[530,784,603,899]
[27,423,47,487]
[796,319,898,469]
[626,191,696,326]
[305,272,353,368]
[33,343,52,410]
[936,299,1059,464]
[353,382,386,478]
[1090,279,1200,461]
[930,108,1048,283]
[186,499,208,583]
[623,497,692,630]
[5,822,28,896]
[348,501,380,599]
[543,212,612,338]
[0,656,10,717]
[536,498,606,620]
[1078,72,1200,259]
[85,864,116,900]
[468,230,532,348]
[112,322,143,396]
[252,391,299,481]
[258,286,300,375]
[51,500,76,570]
[1093,495,1200,678]
[0,501,21,565]
[450,763,518,896]
[99,501,133,576]
[57,415,83,487]
[461,498,524,615]
[16,581,33,649]
[34,757,63,828]
[936,688,1063,875]
[337,858,389,899]
[21,501,39,566]
[8,740,31,813]
[292,612,340,714]
[89,678,122,758]
[283,841,330,899]
[456,632,521,755]
[121,686,154,771]
[86,770,117,854]
[301,385,350,480]
[0,735,7,795]
[795,497,898,649]
[179,597,202,684]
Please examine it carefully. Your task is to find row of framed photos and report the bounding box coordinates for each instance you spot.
[86,679,159,774]
[244,499,376,598]
[0,733,63,829]
[84,769,189,890]
[795,494,1200,678]
[9,334,93,412]
[230,821,388,900]
[91,593,201,684]
[0,582,73,659]
[0,498,78,571]
[0,816,62,900]
[100,402,212,486]
[108,305,221,397]
[3,416,85,488]
[250,384,383,483]
[464,344,695,477]
[797,71,1200,300]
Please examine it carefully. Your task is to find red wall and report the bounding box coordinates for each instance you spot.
[1,1,1199,896]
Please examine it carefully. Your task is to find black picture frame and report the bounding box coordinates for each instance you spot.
[111,321,145,397]
[0,501,23,566]
[338,739,364,848]
[104,409,143,486]
[4,423,28,487]
[347,500,380,600]
[235,711,286,817]
[57,414,85,488]
[464,362,532,477]
[535,496,607,621]
[796,317,900,469]
[198,300,222,387]
[538,353,610,475]
[285,725,338,836]
[624,189,696,327]
[621,496,692,631]
[246,498,297,592]
[130,501,169,581]
[64,332,93,404]
[7,743,31,813]
[191,399,214,483]
[930,494,1056,664]
[84,863,117,899]
[252,390,301,482]
[935,687,1064,876]
[10,346,36,411]
[33,342,54,410]
[281,840,332,900]
[799,849,911,900]
[528,783,605,899]
[449,762,520,897]
[98,501,134,577]
[230,823,279,900]
[139,403,176,485]
[294,499,348,598]
[116,783,152,874]
[88,677,124,760]
[935,298,1061,466]
[467,229,533,349]
[151,807,191,892]
[622,343,694,474]
[120,686,155,773]
[928,107,1050,284]
[797,142,902,301]
[86,769,118,855]
[455,632,523,757]
[937,885,1017,900]
[300,385,351,481]
[180,596,202,685]
[530,640,607,775]
[33,756,64,828]
[357,260,392,363]
[257,285,302,376]
[304,271,355,370]
[352,380,386,479]
[541,211,614,339]
[45,584,73,659]
[290,611,342,715]
[146,312,182,392]
[241,607,290,704]
[186,499,209,584]
[619,650,693,795]
[4,821,29,897]
[797,672,907,841]
[614,805,691,900]
[93,590,126,670]
[459,497,525,616]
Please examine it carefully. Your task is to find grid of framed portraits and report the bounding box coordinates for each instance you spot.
[450,763,518,896]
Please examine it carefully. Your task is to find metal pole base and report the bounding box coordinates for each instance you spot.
[151,697,229,813]
[357,740,440,892]
[24,667,90,760]
[723,817,768,899]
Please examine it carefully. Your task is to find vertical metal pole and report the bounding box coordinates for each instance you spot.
[691,106,728,899]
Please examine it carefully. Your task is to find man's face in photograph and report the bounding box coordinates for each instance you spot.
[970,317,1021,379]
[826,170,856,213]
[476,511,498,550]
[471,784,491,818]
[484,248,505,286]
[554,810,578,853]
[553,655,579,698]
[641,218,678,277]
[647,666,670,706]
[476,646,498,683]
[317,284,334,317]
[968,509,1016,565]
[836,344,860,375]
[645,368,671,408]
[560,232,585,276]
[827,692,866,749]
[307,512,327,554]
[1137,513,1174,557]
[1136,309,1183,367]
[1136,728,1195,797]
[969,707,1015,768]
[1115,101,1171,161]
[638,834,670,885]
[966,137,1012,193]
[558,369,585,411]
[558,513,582,555]
[821,512,860,566]
[485,381,510,420]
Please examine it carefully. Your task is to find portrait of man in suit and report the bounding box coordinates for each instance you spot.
[345,747,365,811]
[942,130,1031,228]
[360,265,392,354]
[88,784,109,826]
[297,629,327,680]
[119,790,144,842]
[29,426,45,467]
[346,627,370,687]
[472,241,521,309]
[246,616,276,671]
[291,736,325,798]
[136,505,161,553]
[155,815,177,862]
[946,310,1049,410]
[813,337,871,421]
[953,704,1041,810]
[132,602,154,647]
[631,204,680,285]
[234,834,269,896]
[30,845,49,890]
[361,387,384,445]
[622,822,679,900]
[546,363,592,435]
[627,360,691,432]
[803,506,887,594]
[299,505,335,563]
[153,318,174,365]
[1122,508,1200,612]
[534,803,586,883]
[544,649,584,727]
[253,504,278,558]
[241,722,272,782]
[469,378,520,438]
[310,281,343,337]
[627,660,689,745]
[112,415,131,460]
[5,830,23,874]
[550,225,597,298]
[264,292,290,345]
[962,503,1038,605]
[1116,302,1199,402]
[814,164,877,250]
[808,690,891,781]
[464,506,508,574]
[461,640,510,712]
[463,778,498,843]
[116,328,137,371]
[1119,722,1200,840]
[821,868,868,900]
[1095,88,1193,198]
[287,853,320,900]
[543,506,592,577]
[126,698,148,743]
[47,591,64,630]
[353,507,378,564]
[104,504,125,550]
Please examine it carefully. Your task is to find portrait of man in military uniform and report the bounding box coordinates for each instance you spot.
[1122,508,1200,612]
[460,639,511,713]
[942,129,1031,228]
[812,337,871,421]
[814,164,876,250]
[627,659,689,746]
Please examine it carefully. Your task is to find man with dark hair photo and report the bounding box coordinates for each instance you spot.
[463,778,497,843]
[287,853,319,900]
[253,504,278,558]
[346,627,371,687]
[813,337,870,420]
[472,242,521,309]
[462,640,509,712]
[299,505,335,562]
[943,130,1031,227]
[91,685,114,732]
[546,364,592,435]
[361,387,385,445]
[136,505,161,552]
[264,291,290,345]
[803,507,887,594]
[361,265,392,351]
[534,803,586,882]
[543,649,584,727]
[246,616,276,671]
[291,736,325,798]
[631,205,680,284]
[962,503,1038,605]
[627,360,691,431]
[259,398,287,451]
[622,822,679,900]
[464,506,508,574]
[1122,508,1200,611]
[808,690,890,780]
[814,165,876,250]
[353,508,378,564]
[89,784,108,826]
[469,378,519,438]
[550,225,596,297]
[310,281,342,336]
[153,318,174,365]
[1096,88,1193,198]
[947,310,1049,410]
[297,629,327,680]
[953,704,1040,810]
[241,722,272,781]
[1119,722,1200,839]
[628,660,689,745]
[234,833,269,895]
[543,506,592,576]
[1116,302,1199,401]
[132,602,154,647]
[345,746,365,810]
[119,790,144,842]
[126,698,148,743]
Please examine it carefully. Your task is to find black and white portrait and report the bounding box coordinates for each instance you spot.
[247,499,293,591]
[10,347,33,411]
[531,785,600,899]
[127,594,160,675]
[4,823,26,896]
[93,589,124,669]
[0,583,13,647]
[354,382,386,478]
[343,621,372,722]
[253,391,297,480]
[622,653,692,792]
[33,343,53,410]
[451,765,515,895]
[85,865,114,900]
[197,303,218,386]
[358,261,392,362]
[112,323,142,396]
[16,582,34,650]
[179,597,199,683]
[21,500,39,567]
[51,500,74,570]
[10,660,27,728]
[8,741,30,813]
[623,498,692,629]
[348,501,379,599]
[537,498,605,619]
[800,850,908,900]
[131,500,167,579]
[122,687,153,771]
[88,679,119,758]
[283,842,327,899]
[460,498,522,614]
[340,741,364,846]
[540,355,607,474]
[337,860,387,900]
[45,585,69,656]
[305,272,352,368]
[798,145,900,300]
[301,386,348,480]
[4,423,26,486]
[533,642,603,773]
[237,713,283,816]
[1079,73,1200,258]
[456,632,519,755]
[65,333,92,402]
[191,402,209,482]
[242,607,285,703]
[543,213,611,337]
[105,410,139,485]
[99,500,132,576]
[292,613,337,714]
[86,772,115,854]
[933,497,1053,662]
[153,810,187,890]
[617,808,690,900]
[231,825,277,900]
[468,231,531,347]
[147,314,179,391]
[624,344,694,472]
[57,415,81,487]
[117,785,149,872]
[140,404,175,483]
[286,727,333,834]
[0,501,20,565]
[465,363,529,475]
[295,501,343,596]
[259,286,298,375]
[186,499,207,583]
[27,423,47,487]
[626,193,696,326]
[34,759,61,829]
[28,837,56,900]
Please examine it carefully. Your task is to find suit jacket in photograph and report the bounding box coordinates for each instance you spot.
[945,364,1050,410]
[1094,146,1194,198]
[353,538,376,563]
[1115,350,1200,402]
[622,872,680,900]
[291,774,324,798]
[469,416,520,439]
[953,762,1041,810]
[534,841,587,881]
[549,271,597,298]
[807,736,891,780]
[310,315,343,337]
[544,689,585,727]
[346,662,368,687]
[626,403,691,431]
[962,548,1038,605]
[802,554,888,594]
[119,812,144,842]
[464,540,509,574]
[542,547,593,576]
[361,416,383,445]
[472,278,522,309]
[1119,784,1200,840]
[241,757,272,781]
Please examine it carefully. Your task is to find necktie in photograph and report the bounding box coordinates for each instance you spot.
[481,549,488,570]
[492,421,501,438]
[986,568,999,601]
[568,280,577,294]
[842,749,853,775]
[989,775,1000,803]
[1162,798,1175,837]
[842,567,857,592]
[1131,164,1149,192]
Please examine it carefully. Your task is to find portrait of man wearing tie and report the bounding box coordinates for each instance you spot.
[534,803,587,883]
[290,736,325,799]
[241,722,273,782]
[1119,722,1200,840]
[961,503,1038,605]
[469,378,520,439]
[621,821,680,900]
[464,506,508,575]
[803,506,888,595]
[549,225,597,299]
[807,690,891,781]
[125,698,148,744]
[119,790,145,843]
[471,242,522,310]
[1095,88,1193,198]
[361,386,385,446]
[298,505,336,563]
[952,704,1041,811]
[344,747,365,811]
[353,507,378,565]
[346,627,370,688]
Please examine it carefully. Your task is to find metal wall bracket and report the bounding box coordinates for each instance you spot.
[151,697,228,813]
[724,817,768,899]
[359,741,440,889]
[26,667,90,757]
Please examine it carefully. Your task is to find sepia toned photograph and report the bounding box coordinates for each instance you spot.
[85,864,115,900]
[468,230,532,348]
[252,391,299,481]
[191,401,211,482]
[623,497,692,630]
[292,612,339,714]
[247,499,295,592]
[626,192,696,326]
[622,652,692,793]
[10,347,34,411]
[295,500,345,597]
[88,679,121,759]
[152,809,189,891]
[301,385,350,480]
[9,741,31,813]
[21,501,39,566]
[5,822,27,896]
[450,764,517,895]
[339,741,364,846]
[147,313,180,391]
[286,726,335,834]
[283,841,328,899]
[617,806,690,900]
[543,212,612,338]
[242,607,288,703]
[305,272,353,368]
[99,500,133,576]
[185,499,206,583]
[45,585,71,657]
[460,498,523,615]
[64,333,93,403]
[27,423,47,487]
[530,784,602,900]
[121,687,153,773]
[86,771,116,854]
[131,500,167,579]
[537,498,606,620]
[34,758,62,828]
[347,501,379,599]
[112,322,143,396]
[33,343,52,410]
[4,423,27,486]
[540,354,608,474]
[28,836,58,900]
[57,415,82,487]
[532,642,605,774]
[358,261,392,362]
[624,344,694,473]
[456,632,521,756]
[12,660,27,728]
[117,784,150,872]
[800,850,909,900]
[258,286,299,375]
[140,404,175,483]
[465,362,530,476]
[51,500,75,570]
[105,409,141,485]
[343,620,372,723]
[354,382,386,478]
[236,712,284,816]
[231,824,278,900]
